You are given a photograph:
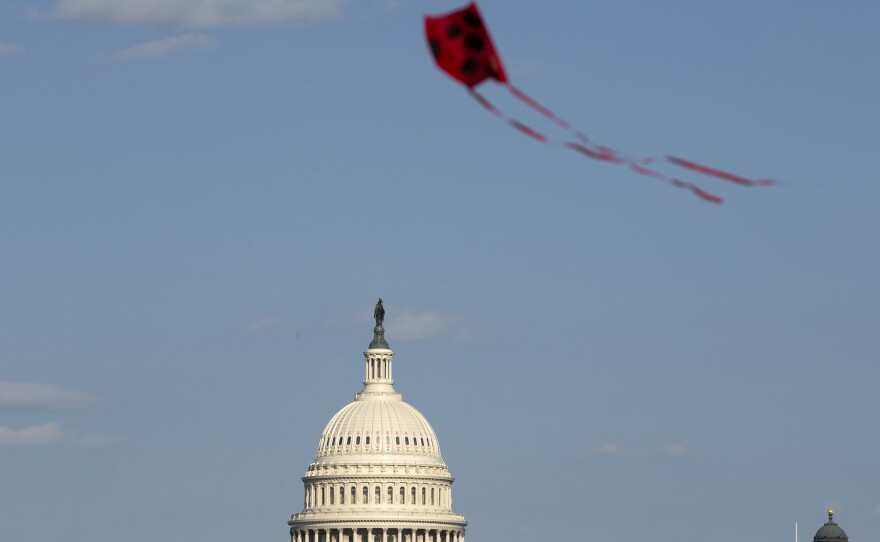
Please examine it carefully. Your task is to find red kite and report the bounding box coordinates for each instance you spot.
[425,3,777,204]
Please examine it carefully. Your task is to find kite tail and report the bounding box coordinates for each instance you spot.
[469,89,723,204]
[565,143,723,204]
[506,83,590,144]
[469,88,548,142]
[666,156,777,187]
[506,84,774,195]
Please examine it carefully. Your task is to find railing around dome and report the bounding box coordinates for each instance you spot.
[290,510,467,522]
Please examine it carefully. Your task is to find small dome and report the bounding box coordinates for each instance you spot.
[814,510,848,542]
[316,396,442,460]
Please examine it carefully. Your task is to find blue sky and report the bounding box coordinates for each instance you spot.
[2,1,879,541]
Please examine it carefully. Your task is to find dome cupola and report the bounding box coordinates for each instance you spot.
[814,509,849,542]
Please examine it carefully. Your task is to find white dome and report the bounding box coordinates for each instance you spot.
[289,317,467,542]
[317,396,442,459]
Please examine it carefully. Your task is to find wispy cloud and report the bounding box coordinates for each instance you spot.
[0,382,96,411]
[0,421,122,448]
[580,442,647,460]
[1,384,120,448]
[53,0,341,28]
[662,443,690,458]
[332,303,470,342]
[510,62,539,76]
[580,442,691,460]
[388,309,450,341]
[5,532,59,542]
[65,433,125,448]
[0,42,24,57]
[247,315,282,332]
[0,421,63,447]
[111,33,216,62]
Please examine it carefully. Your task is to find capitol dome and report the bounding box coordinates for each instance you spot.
[814,510,848,542]
[317,397,443,462]
[288,300,468,542]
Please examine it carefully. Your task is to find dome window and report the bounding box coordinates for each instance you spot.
[355,436,360,445]
[362,486,368,504]
[399,486,405,503]
[375,485,381,503]
[396,436,400,445]
[421,437,425,446]
[411,487,416,505]
[405,437,410,445]
[346,436,351,445]
[365,436,370,445]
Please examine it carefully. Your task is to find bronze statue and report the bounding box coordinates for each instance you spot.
[373,298,385,326]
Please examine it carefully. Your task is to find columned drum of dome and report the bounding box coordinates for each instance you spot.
[289,303,468,542]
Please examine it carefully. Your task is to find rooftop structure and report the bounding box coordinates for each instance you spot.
[288,300,468,542]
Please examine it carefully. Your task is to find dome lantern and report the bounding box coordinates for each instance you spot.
[362,299,394,396]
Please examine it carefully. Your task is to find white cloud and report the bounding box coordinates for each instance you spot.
[5,533,58,542]
[662,443,690,457]
[0,421,122,448]
[0,382,96,410]
[388,310,450,341]
[332,304,468,342]
[53,0,341,28]
[247,315,282,332]
[0,43,25,57]
[510,62,539,76]
[65,433,125,448]
[111,33,216,62]
[0,421,63,447]
[580,442,646,460]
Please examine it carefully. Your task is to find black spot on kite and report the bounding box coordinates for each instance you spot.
[465,33,485,52]
[429,39,441,61]
[446,24,461,39]
[462,11,482,28]
[461,58,477,75]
